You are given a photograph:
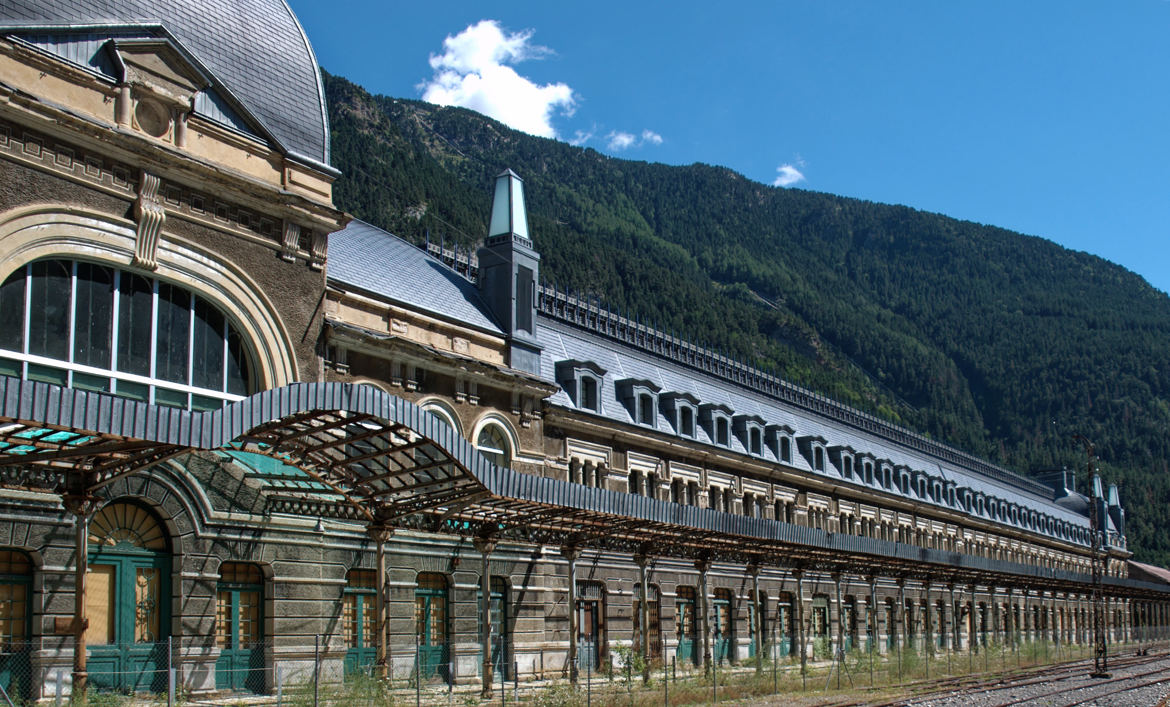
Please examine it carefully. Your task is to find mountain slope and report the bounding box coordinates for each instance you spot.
[324,71,1170,565]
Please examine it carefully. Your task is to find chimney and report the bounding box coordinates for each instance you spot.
[478,169,542,375]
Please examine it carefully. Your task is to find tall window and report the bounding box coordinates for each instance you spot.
[216,562,264,692]
[344,569,377,674]
[0,259,254,409]
[0,550,30,650]
[415,573,449,680]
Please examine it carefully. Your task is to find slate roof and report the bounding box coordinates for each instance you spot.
[0,0,331,169]
[538,316,1095,542]
[327,220,503,335]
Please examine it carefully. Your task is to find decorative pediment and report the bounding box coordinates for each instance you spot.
[111,38,210,107]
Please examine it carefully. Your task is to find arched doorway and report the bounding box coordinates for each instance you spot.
[86,501,171,692]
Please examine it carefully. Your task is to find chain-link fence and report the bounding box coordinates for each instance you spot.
[1,626,1167,706]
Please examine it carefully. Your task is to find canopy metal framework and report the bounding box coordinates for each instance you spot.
[0,376,1166,694]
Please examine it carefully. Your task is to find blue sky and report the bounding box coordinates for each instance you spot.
[289,1,1170,294]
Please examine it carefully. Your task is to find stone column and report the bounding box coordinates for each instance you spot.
[696,556,712,674]
[475,535,498,697]
[635,552,651,684]
[1005,587,1015,646]
[562,545,580,683]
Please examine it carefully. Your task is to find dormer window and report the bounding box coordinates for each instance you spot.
[766,425,794,463]
[660,392,699,439]
[797,436,827,472]
[617,378,661,429]
[857,456,875,485]
[880,463,893,490]
[829,446,855,479]
[699,403,733,448]
[556,360,607,413]
[733,415,765,456]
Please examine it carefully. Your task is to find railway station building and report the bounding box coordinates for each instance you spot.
[0,0,1168,700]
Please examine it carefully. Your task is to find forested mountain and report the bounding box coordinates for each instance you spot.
[323,71,1170,566]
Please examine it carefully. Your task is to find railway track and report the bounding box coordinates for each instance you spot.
[817,650,1170,707]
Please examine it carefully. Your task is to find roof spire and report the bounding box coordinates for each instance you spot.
[488,169,530,243]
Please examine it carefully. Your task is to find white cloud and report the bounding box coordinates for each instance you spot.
[569,129,594,147]
[773,163,806,187]
[603,129,664,151]
[419,20,575,138]
[606,131,637,151]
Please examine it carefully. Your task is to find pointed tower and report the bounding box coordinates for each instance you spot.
[479,169,542,375]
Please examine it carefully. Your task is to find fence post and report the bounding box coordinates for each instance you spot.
[168,635,175,707]
[415,635,421,707]
[277,667,284,707]
[314,634,320,707]
[55,669,63,707]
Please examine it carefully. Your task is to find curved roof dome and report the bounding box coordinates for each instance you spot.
[0,0,331,169]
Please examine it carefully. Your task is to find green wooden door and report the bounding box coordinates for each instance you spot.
[87,503,170,693]
[778,601,792,657]
[747,604,756,659]
[712,593,732,663]
[676,589,696,663]
[414,574,448,682]
[477,577,509,680]
[215,563,264,692]
[577,599,599,672]
[0,550,31,702]
[344,570,376,677]
[86,555,171,691]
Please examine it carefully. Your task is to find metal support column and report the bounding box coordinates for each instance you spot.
[475,535,498,697]
[562,545,580,683]
[370,524,393,680]
[794,569,806,678]
[64,494,96,697]
[748,562,763,674]
[696,556,712,675]
[635,552,651,685]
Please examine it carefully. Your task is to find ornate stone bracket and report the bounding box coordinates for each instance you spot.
[281,221,300,263]
[132,171,165,270]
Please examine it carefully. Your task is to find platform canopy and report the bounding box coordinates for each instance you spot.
[0,376,1165,597]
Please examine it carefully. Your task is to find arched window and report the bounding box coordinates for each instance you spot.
[0,259,254,409]
[475,423,512,468]
[421,401,462,436]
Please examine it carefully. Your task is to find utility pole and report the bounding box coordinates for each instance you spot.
[1075,435,1110,679]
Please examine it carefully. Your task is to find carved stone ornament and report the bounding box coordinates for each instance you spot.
[133,171,166,270]
[281,221,300,262]
[310,230,327,270]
